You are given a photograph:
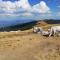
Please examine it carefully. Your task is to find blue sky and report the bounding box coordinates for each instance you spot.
[0,0,60,20]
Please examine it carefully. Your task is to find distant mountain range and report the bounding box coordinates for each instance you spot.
[43,19,60,24]
[0,21,37,31]
[0,19,34,28]
[0,19,60,31]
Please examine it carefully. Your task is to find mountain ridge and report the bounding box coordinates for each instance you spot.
[0,19,60,31]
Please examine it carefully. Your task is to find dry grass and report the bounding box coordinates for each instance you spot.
[36,21,60,30]
[0,23,60,60]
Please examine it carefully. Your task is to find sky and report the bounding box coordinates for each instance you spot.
[0,0,60,20]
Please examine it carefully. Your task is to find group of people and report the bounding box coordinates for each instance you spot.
[33,26,60,37]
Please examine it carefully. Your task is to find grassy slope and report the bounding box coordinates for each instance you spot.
[0,31,60,60]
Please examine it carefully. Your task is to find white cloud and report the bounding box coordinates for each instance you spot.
[0,0,32,14]
[32,1,50,13]
[57,12,60,16]
[58,6,60,8]
[0,0,2,2]
[19,0,31,10]
[0,12,33,17]
[0,0,51,14]
[20,12,34,16]
[0,1,16,13]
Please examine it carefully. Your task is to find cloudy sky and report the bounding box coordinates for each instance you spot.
[0,0,60,20]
